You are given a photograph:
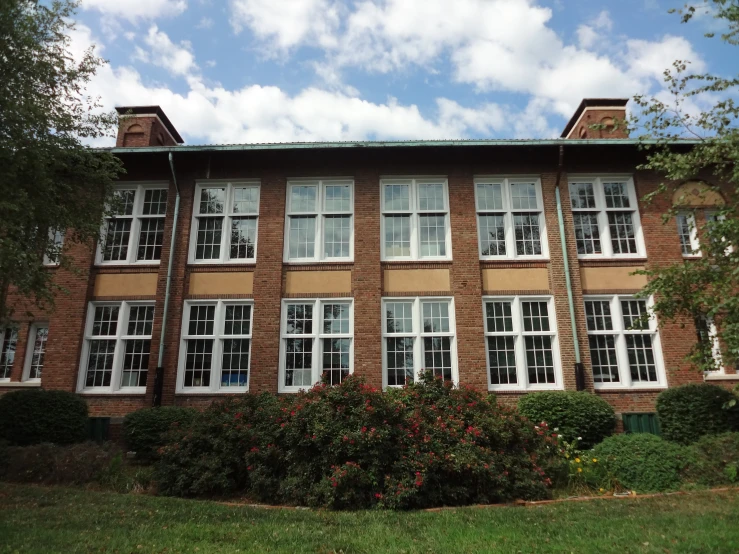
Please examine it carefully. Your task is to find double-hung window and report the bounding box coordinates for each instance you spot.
[43,229,65,266]
[584,295,666,388]
[569,176,644,257]
[475,178,547,259]
[190,182,260,264]
[78,302,154,393]
[676,212,700,257]
[382,297,457,387]
[22,324,48,381]
[284,180,353,262]
[279,299,353,392]
[381,179,451,261]
[1,327,17,380]
[483,296,560,390]
[179,300,253,391]
[98,184,168,265]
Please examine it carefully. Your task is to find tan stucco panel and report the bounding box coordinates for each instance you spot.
[94,273,158,297]
[672,181,725,207]
[580,266,647,291]
[285,271,351,294]
[482,268,549,292]
[383,269,450,292]
[189,272,254,295]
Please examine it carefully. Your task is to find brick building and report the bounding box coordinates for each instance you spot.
[1,99,735,429]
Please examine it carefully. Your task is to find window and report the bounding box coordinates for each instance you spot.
[98,184,169,265]
[483,296,560,390]
[569,176,644,257]
[696,316,736,376]
[284,180,353,262]
[23,324,48,381]
[78,302,154,392]
[381,179,451,260]
[279,299,353,392]
[475,178,547,259]
[382,297,457,387]
[190,182,260,264]
[1,327,17,380]
[676,212,699,257]
[178,300,253,391]
[584,295,666,388]
[43,229,65,266]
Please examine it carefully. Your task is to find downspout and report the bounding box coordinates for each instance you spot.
[554,145,585,390]
[153,152,181,407]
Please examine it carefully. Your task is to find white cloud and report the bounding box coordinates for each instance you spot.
[196,17,214,29]
[576,10,613,49]
[626,36,706,81]
[133,25,198,78]
[81,0,187,21]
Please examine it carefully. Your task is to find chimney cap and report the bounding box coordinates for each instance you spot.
[115,105,184,144]
[560,98,628,138]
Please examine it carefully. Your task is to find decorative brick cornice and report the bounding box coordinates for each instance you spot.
[91,295,157,301]
[381,261,452,270]
[382,291,450,297]
[282,292,352,298]
[582,289,643,295]
[185,293,254,300]
[93,266,160,275]
[283,263,354,272]
[481,289,551,295]
[480,260,549,269]
[578,258,648,268]
[188,265,256,273]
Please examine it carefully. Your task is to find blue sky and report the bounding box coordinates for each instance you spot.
[69,0,734,145]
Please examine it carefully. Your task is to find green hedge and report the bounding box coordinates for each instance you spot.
[685,432,739,486]
[656,384,739,444]
[0,389,88,446]
[517,391,616,448]
[123,407,198,461]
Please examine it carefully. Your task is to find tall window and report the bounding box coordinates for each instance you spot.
[382,297,457,386]
[279,299,353,392]
[676,212,699,257]
[179,300,253,391]
[584,295,665,388]
[381,179,451,261]
[43,229,65,266]
[23,324,48,381]
[483,296,560,390]
[190,182,260,264]
[1,327,17,380]
[98,185,169,264]
[475,178,547,259]
[569,177,644,257]
[284,180,353,262]
[78,302,154,392]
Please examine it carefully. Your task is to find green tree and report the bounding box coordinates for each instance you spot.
[628,1,738,373]
[0,0,123,325]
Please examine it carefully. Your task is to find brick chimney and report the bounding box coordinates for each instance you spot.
[561,98,629,139]
[115,106,184,147]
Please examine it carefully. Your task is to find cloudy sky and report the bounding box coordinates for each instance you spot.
[70,0,733,145]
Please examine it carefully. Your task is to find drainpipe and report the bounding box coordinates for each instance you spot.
[554,145,585,391]
[153,152,181,407]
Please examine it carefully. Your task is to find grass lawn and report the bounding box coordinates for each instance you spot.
[1,484,739,553]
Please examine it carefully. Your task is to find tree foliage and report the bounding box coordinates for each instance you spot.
[0,0,123,325]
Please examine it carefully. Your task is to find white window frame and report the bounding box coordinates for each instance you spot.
[381,296,458,388]
[0,326,18,381]
[22,323,48,382]
[584,294,667,390]
[43,229,65,266]
[568,175,646,259]
[96,183,169,266]
[283,179,354,263]
[676,211,700,257]
[278,298,354,393]
[474,177,549,260]
[189,180,261,265]
[77,301,155,394]
[380,178,452,261]
[482,295,561,391]
[177,299,254,393]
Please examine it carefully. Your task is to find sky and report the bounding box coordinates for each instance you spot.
[68,0,735,145]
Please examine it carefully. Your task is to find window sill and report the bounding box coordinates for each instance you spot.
[489,386,564,393]
[176,389,249,395]
[704,373,739,381]
[594,384,667,392]
[577,256,648,262]
[283,260,354,265]
[95,262,161,267]
[77,388,147,396]
[187,260,257,266]
[0,381,42,388]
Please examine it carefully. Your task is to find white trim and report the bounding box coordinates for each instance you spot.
[676,211,701,258]
[22,323,48,383]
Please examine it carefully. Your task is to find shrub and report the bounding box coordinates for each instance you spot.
[656,384,739,444]
[0,389,88,446]
[591,433,694,493]
[123,407,198,461]
[685,432,739,486]
[517,391,616,448]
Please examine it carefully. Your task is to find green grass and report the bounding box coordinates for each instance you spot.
[2,484,739,553]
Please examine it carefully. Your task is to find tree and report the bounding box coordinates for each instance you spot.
[626,0,739,373]
[0,0,123,326]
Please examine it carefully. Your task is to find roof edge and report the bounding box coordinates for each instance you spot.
[115,106,184,144]
[560,98,629,138]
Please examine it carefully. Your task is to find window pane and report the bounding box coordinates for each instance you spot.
[522,301,550,332]
[488,336,517,385]
[479,214,506,256]
[102,219,131,261]
[608,212,637,254]
[184,339,212,387]
[285,338,313,387]
[127,306,154,336]
[230,217,256,259]
[288,216,316,259]
[626,334,657,382]
[290,185,317,212]
[92,306,119,336]
[142,189,168,215]
[188,305,215,336]
[324,215,350,258]
[232,187,258,214]
[386,337,414,386]
[589,335,619,383]
[325,185,350,212]
[112,189,136,216]
[514,213,542,256]
[384,184,410,211]
[221,338,249,387]
[525,335,555,384]
[1,328,18,379]
[419,214,446,257]
[603,182,630,208]
[384,215,411,257]
[323,303,350,334]
[573,213,601,255]
[322,338,350,385]
[485,301,513,333]
[511,183,538,210]
[621,300,649,330]
[286,304,313,334]
[86,339,115,387]
[28,326,48,380]
[584,300,613,331]
[195,217,223,260]
[386,302,413,333]
[224,304,252,335]
[676,214,694,255]
[199,188,225,214]
[570,183,596,209]
[418,184,445,210]
[424,336,452,381]
[121,339,150,387]
[476,183,503,210]
[137,218,164,261]
[422,301,450,333]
